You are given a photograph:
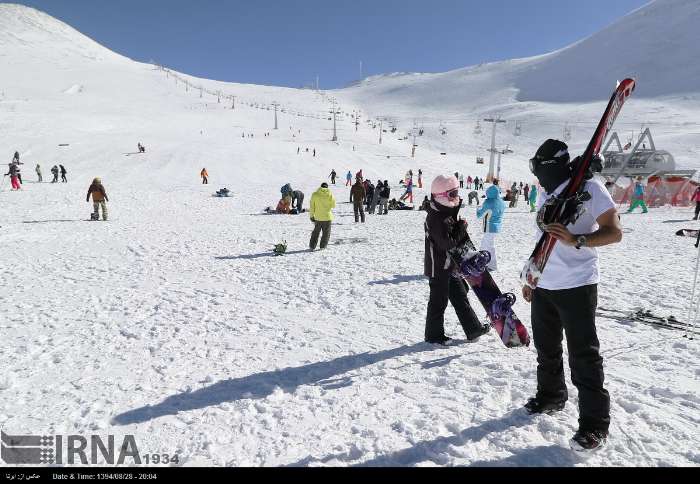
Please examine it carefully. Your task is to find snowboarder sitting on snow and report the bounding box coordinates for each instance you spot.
[276,196,292,214]
[388,199,413,211]
[424,175,490,346]
[86,177,109,221]
[522,139,622,452]
[216,188,231,197]
[418,196,430,211]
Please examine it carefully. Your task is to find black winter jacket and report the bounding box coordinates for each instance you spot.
[424,199,464,279]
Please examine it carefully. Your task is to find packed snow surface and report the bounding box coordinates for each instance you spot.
[1,0,699,467]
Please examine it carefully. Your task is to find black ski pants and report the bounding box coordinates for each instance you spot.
[309,221,332,250]
[425,276,482,341]
[531,284,610,433]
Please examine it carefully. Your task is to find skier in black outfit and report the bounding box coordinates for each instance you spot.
[329,169,337,185]
[424,175,490,345]
[60,165,67,183]
[522,139,623,452]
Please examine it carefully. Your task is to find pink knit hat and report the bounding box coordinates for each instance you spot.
[431,175,460,207]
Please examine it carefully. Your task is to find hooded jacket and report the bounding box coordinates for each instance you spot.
[529,185,538,203]
[310,187,336,222]
[424,199,463,279]
[87,182,108,202]
[350,181,366,204]
[476,185,505,233]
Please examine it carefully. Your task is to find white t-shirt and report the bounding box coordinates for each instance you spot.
[536,178,616,290]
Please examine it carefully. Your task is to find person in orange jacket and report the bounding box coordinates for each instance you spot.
[201,168,209,184]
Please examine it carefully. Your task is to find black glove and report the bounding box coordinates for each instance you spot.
[448,219,469,246]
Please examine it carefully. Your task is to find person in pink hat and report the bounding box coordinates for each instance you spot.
[423,175,490,345]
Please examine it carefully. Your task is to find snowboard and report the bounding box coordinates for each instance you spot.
[521,79,636,289]
[676,229,699,238]
[448,238,531,348]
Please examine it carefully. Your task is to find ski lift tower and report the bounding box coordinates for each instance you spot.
[484,116,506,182]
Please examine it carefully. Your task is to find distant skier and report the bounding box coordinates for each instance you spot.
[522,139,623,452]
[329,169,337,185]
[424,175,490,345]
[369,180,381,214]
[60,164,67,183]
[626,176,648,214]
[309,182,336,251]
[523,183,530,203]
[5,163,21,190]
[467,175,473,189]
[138,143,146,153]
[51,165,59,183]
[418,169,423,189]
[378,180,390,215]
[86,177,109,221]
[529,184,538,212]
[365,180,375,212]
[346,171,352,187]
[12,151,19,164]
[459,173,464,188]
[399,177,414,204]
[201,168,209,185]
[35,164,42,183]
[476,184,505,271]
[693,186,700,220]
[350,176,366,223]
[473,176,480,191]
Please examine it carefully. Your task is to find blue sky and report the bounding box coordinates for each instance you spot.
[14,0,650,88]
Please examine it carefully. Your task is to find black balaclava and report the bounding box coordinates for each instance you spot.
[531,139,571,194]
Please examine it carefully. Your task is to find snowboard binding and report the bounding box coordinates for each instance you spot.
[458,250,492,278]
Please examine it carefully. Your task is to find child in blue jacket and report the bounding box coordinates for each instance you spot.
[476,184,505,271]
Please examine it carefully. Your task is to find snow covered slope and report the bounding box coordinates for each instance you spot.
[0,1,699,468]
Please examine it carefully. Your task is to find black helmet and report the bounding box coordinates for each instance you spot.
[529,139,570,174]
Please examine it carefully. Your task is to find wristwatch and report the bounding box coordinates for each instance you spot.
[575,235,587,250]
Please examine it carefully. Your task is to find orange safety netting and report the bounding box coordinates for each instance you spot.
[612,176,699,207]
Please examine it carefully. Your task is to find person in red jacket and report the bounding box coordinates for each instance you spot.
[693,186,700,220]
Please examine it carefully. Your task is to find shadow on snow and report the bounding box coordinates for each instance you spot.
[112,343,445,426]
[368,274,426,286]
[288,410,579,467]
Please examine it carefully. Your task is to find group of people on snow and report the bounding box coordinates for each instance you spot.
[4,152,68,190]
